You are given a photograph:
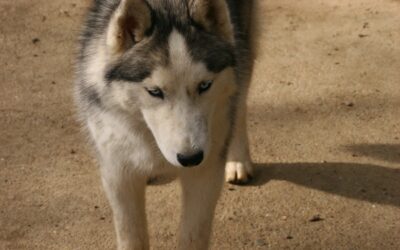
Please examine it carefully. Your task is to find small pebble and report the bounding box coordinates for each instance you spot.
[62,10,70,17]
[342,101,354,107]
[256,239,267,246]
[309,215,324,222]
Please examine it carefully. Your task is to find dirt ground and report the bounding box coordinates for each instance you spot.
[1,0,400,249]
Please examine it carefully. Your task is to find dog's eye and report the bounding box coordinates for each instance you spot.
[146,87,164,99]
[198,80,213,94]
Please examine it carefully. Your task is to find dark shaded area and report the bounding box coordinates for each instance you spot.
[251,162,400,207]
[345,144,400,164]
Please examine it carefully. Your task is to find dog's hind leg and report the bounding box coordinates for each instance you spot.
[178,165,224,250]
[101,166,149,250]
[225,91,253,184]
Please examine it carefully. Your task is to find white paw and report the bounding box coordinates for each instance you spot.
[225,161,253,185]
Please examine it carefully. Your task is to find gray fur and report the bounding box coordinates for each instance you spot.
[76,0,252,110]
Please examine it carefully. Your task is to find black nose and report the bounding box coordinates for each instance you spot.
[177,151,204,167]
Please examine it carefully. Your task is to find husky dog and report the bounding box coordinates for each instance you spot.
[75,0,253,249]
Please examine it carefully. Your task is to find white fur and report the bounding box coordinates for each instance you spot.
[225,89,253,183]
[141,30,213,166]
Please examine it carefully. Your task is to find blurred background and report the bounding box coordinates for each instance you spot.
[1,0,399,249]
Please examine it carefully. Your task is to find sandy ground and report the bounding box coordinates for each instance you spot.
[1,0,400,249]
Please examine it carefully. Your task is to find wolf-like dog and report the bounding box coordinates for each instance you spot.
[75,0,253,249]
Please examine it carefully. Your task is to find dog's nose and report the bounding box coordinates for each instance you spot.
[177,151,204,167]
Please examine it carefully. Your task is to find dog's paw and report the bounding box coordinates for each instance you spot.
[225,161,253,185]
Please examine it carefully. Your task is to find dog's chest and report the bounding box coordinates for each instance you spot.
[87,112,167,174]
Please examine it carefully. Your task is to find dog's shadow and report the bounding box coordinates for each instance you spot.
[149,161,400,208]
[148,145,400,207]
[250,161,400,207]
[344,143,400,164]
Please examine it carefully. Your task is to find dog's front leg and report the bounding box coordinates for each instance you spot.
[178,164,224,250]
[225,89,253,184]
[101,166,149,250]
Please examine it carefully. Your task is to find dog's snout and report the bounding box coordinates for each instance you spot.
[177,151,204,167]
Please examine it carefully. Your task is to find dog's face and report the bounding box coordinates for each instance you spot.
[139,30,236,167]
[103,0,236,167]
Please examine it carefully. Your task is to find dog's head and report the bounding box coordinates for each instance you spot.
[103,0,237,167]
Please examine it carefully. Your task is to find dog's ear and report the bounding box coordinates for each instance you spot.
[106,0,151,55]
[189,0,234,43]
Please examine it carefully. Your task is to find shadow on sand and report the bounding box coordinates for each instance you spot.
[345,144,400,164]
[148,144,400,208]
[250,161,400,207]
